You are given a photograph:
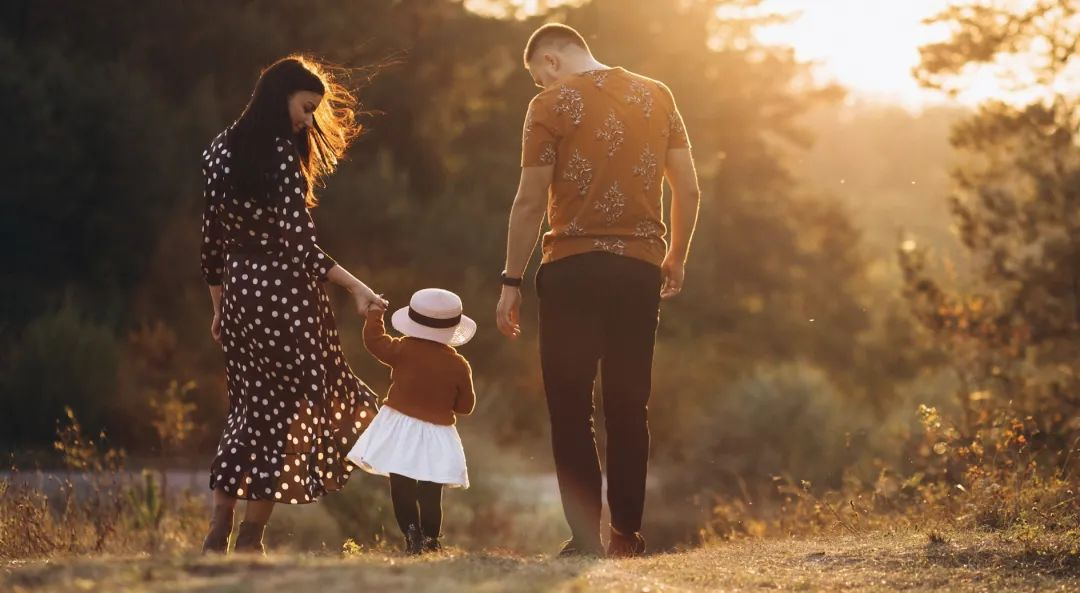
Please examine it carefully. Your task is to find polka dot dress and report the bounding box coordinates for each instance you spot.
[200,127,378,504]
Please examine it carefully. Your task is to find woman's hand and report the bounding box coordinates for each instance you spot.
[349,282,388,316]
[210,312,222,344]
[208,285,223,344]
[326,265,388,315]
[367,301,387,315]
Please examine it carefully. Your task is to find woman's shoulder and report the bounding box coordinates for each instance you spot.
[202,127,231,165]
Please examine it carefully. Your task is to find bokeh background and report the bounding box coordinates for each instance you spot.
[3,0,1078,554]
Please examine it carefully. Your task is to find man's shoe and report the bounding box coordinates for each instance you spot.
[607,529,646,558]
[557,538,605,558]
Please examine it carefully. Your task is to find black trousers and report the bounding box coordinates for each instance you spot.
[536,252,662,545]
[389,473,443,539]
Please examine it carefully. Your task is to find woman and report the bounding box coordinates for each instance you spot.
[199,55,386,554]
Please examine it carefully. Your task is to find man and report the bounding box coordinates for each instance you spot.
[496,23,701,557]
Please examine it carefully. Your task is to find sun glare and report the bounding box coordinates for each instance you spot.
[753,0,958,110]
[465,0,1057,110]
[464,0,587,20]
[754,0,1053,110]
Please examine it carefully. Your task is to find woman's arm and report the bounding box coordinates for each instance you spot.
[273,137,387,313]
[274,137,337,281]
[201,141,226,344]
[326,265,387,316]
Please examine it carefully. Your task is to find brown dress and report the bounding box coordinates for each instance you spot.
[200,127,378,503]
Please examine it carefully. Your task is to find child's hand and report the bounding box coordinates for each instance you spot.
[367,300,387,315]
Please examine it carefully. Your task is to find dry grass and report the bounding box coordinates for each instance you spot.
[3,529,1079,593]
[5,396,1079,591]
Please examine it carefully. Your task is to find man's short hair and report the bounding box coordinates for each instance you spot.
[523,23,591,65]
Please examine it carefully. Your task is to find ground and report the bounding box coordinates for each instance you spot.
[4,530,1079,593]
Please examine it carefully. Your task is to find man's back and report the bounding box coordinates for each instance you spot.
[522,67,691,267]
[500,23,702,556]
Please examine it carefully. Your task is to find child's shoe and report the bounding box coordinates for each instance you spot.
[404,524,424,555]
[422,535,442,553]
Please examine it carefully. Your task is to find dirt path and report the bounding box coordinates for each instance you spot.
[4,530,1078,592]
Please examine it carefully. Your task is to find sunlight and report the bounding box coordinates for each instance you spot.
[754,0,1049,110]
[755,0,954,109]
[467,0,1060,110]
[464,0,587,20]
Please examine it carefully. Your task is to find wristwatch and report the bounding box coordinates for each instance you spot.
[501,271,523,288]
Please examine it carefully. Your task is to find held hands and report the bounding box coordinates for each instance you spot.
[367,301,387,316]
[349,282,389,317]
[496,285,523,338]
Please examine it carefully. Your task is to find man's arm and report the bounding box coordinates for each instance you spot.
[662,147,701,299]
[503,165,553,277]
[496,165,553,337]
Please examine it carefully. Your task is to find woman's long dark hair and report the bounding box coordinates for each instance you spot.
[229,55,362,207]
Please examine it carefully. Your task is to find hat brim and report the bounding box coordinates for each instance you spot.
[390,306,476,347]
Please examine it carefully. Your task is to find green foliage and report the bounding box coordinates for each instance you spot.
[685,362,868,493]
[905,0,1080,446]
[690,0,1080,549]
[125,469,164,532]
[1,303,120,448]
[0,37,191,326]
[1,0,894,463]
[148,380,197,456]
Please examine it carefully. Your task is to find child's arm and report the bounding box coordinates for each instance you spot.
[363,308,403,366]
[453,359,476,416]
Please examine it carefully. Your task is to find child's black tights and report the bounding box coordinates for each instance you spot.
[389,473,443,539]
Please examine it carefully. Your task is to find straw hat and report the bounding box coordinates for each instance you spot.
[390,288,476,347]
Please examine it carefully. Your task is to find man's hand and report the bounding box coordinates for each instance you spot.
[497,164,552,339]
[496,286,523,338]
[661,255,685,300]
[662,147,699,300]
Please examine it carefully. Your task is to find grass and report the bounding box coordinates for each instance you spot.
[4,529,1079,592]
[6,402,1079,591]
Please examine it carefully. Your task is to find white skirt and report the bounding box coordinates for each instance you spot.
[345,405,469,488]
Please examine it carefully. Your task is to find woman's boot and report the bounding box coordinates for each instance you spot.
[201,505,234,554]
[233,521,267,555]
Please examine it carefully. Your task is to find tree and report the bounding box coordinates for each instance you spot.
[906,0,1080,439]
[2,0,886,455]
